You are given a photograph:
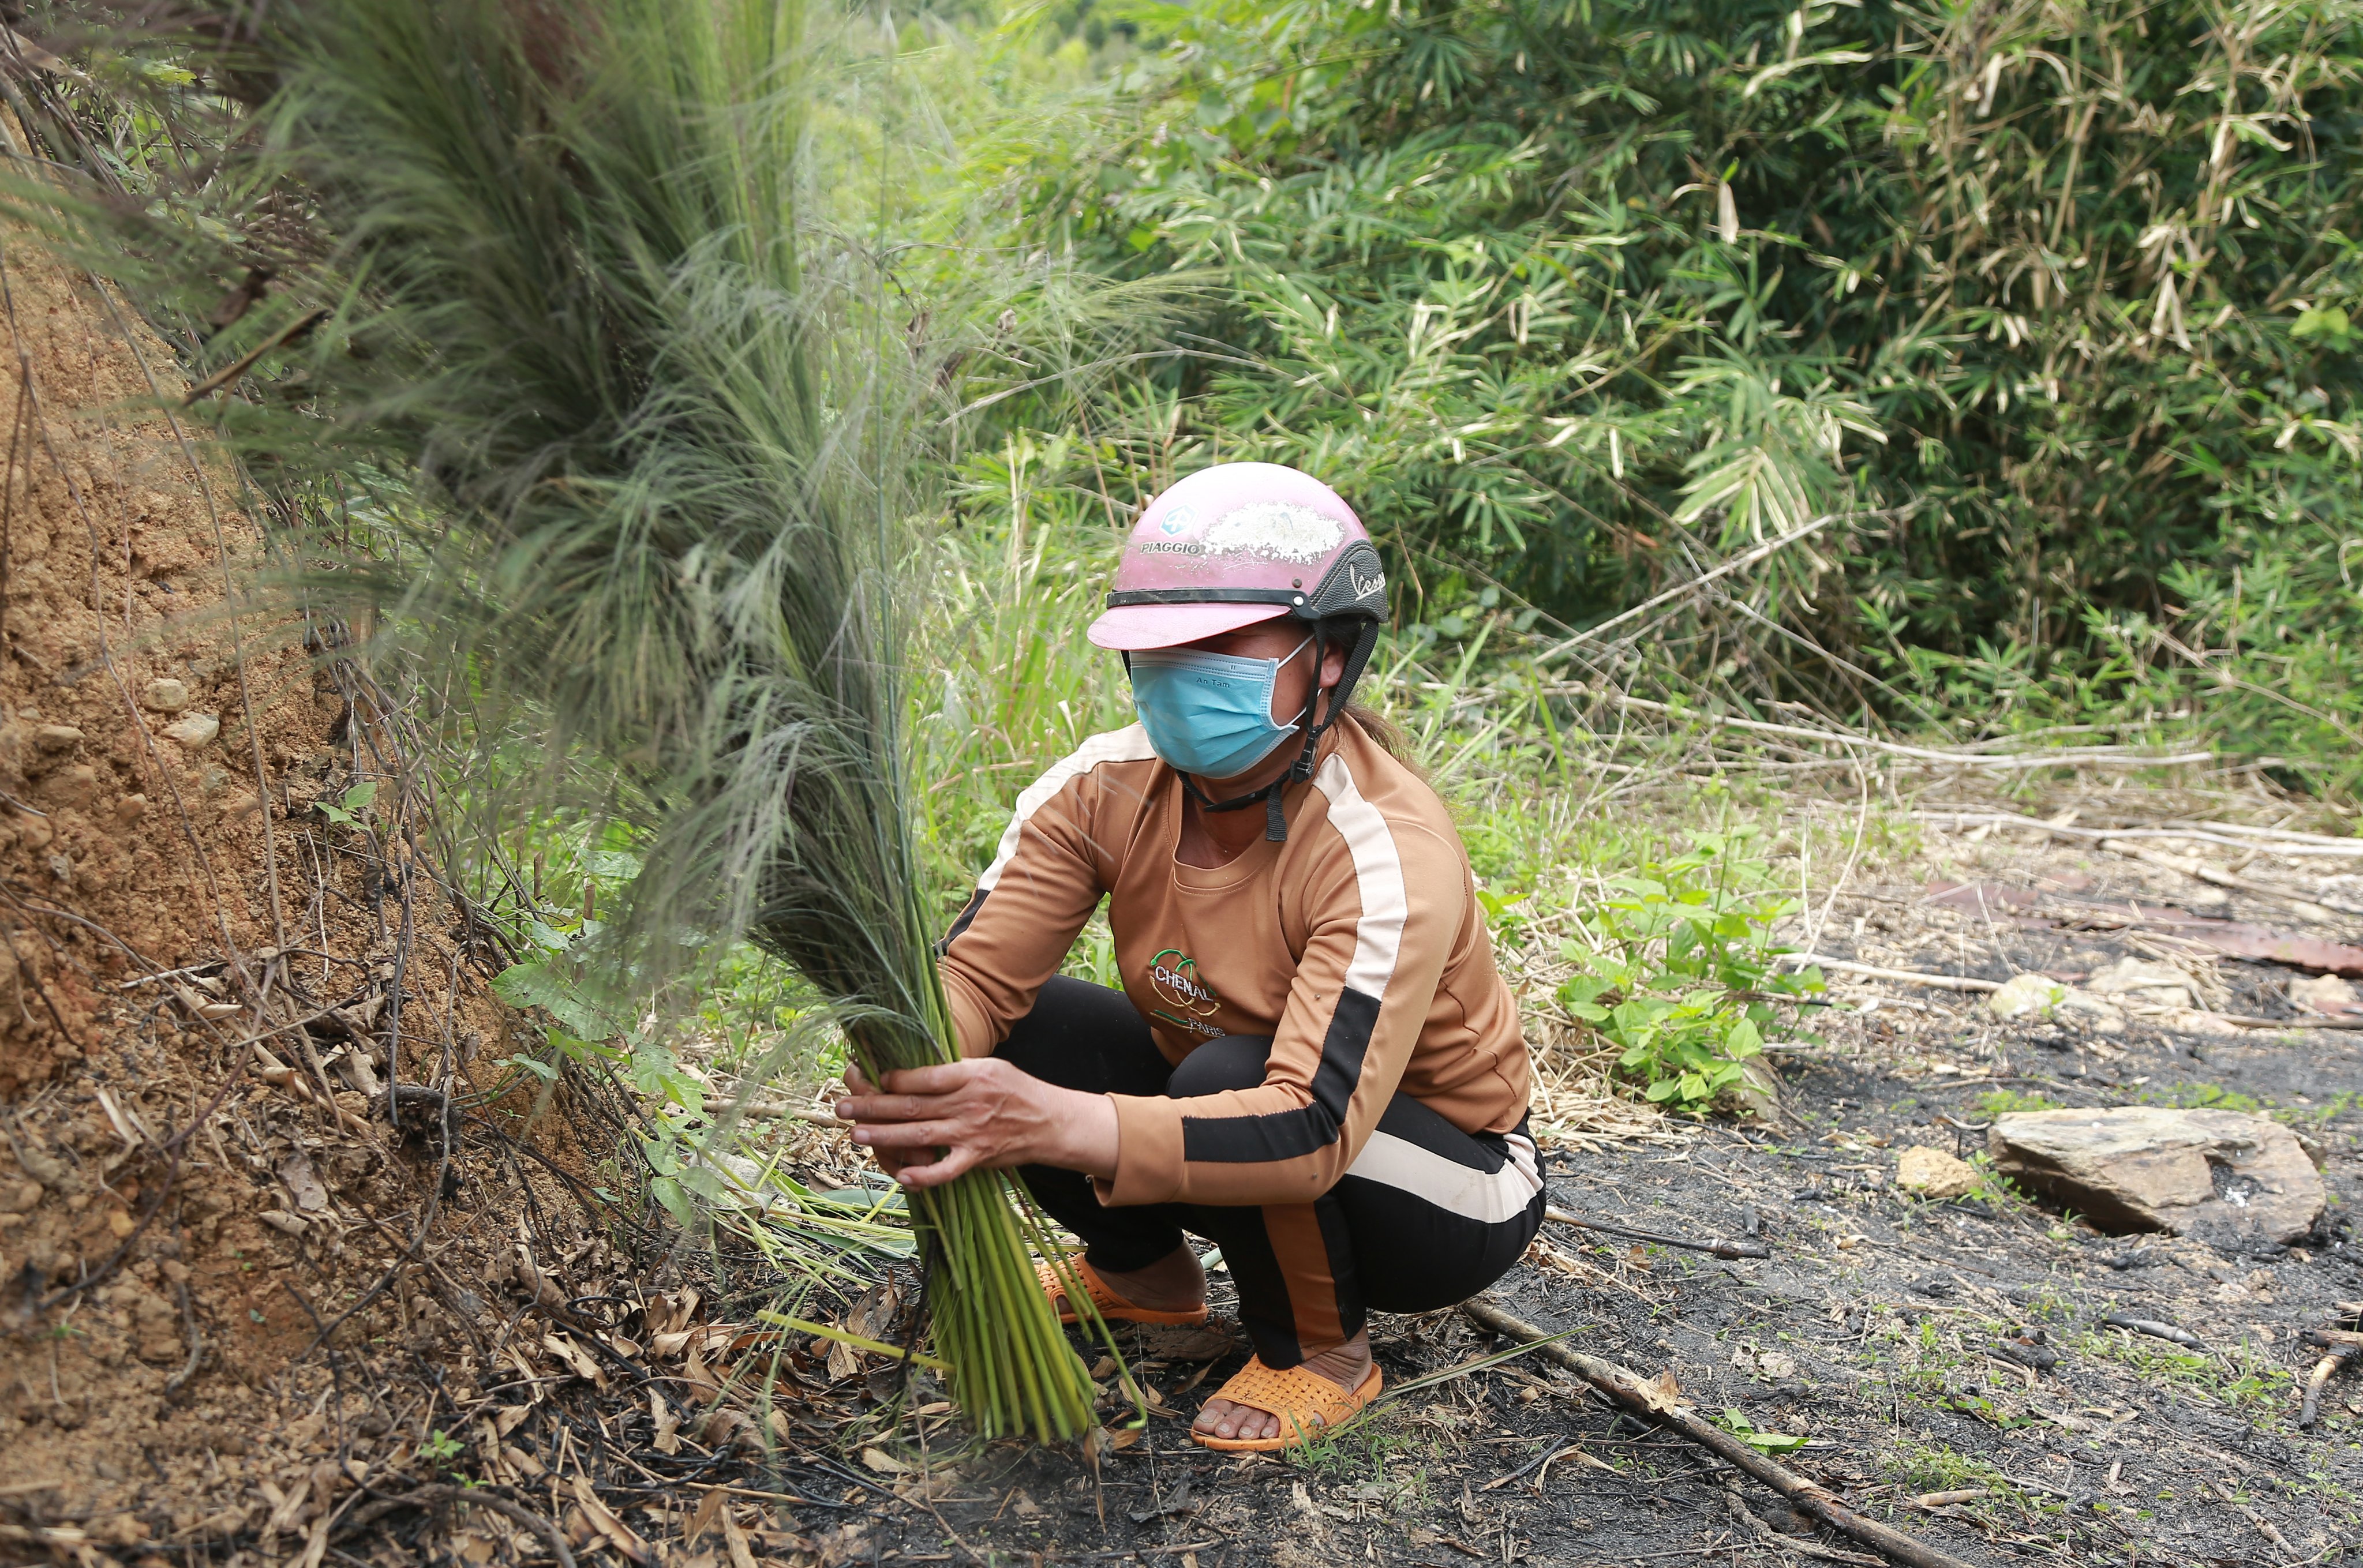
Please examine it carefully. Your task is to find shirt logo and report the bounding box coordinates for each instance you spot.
[1148,948,1220,1018]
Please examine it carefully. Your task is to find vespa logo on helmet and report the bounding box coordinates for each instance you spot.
[1349,562,1387,600]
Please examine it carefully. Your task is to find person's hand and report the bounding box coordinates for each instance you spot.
[834,1058,1118,1190]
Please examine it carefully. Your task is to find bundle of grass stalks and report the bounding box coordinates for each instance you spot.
[7,0,1098,1437]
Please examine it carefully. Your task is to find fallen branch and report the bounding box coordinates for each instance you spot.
[2097,840,2362,923]
[1546,1206,1770,1260]
[702,1097,848,1127]
[2208,1477,2299,1563]
[2102,1314,2207,1352]
[1559,696,2214,771]
[1462,1296,1978,1568]
[2212,1012,2363,1032]
[1782,956,1999,993]
[2297,1335,2360,1430]
[1915,811,2363,858]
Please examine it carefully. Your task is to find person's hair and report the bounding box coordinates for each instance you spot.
[1342,700,1415,765]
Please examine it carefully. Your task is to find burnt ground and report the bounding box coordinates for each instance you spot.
[72,803,2363,1568]
[691,816,2363,1568]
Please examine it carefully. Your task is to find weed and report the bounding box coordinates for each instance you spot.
[1973,1088,2062,1117]
[2136,1081,2265,1115]
[1293,1404,1422,1486]
[1885,1442,2006,1496]
[1557,826,1823,1112]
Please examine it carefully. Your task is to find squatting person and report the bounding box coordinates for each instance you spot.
[837,463,1544,1451]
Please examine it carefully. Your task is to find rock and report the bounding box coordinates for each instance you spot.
[1721,1055,1784,1122]
[162,713,220,747]
[1988,973,2064,1019]
[1988,1107,2324,1241]
[2057,989,2130,1033]
[2292,974,2363,1016]
[141,677,190,713]
[32,723,82,753]
[1897,1146,1980,1200]
[43,764,95,806]
[114,794,146,826]
[2087,958,2197,1007]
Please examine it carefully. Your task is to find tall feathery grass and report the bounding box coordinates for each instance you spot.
[8,0,1099,1437]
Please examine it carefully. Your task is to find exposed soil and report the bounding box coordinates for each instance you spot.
[0,209,624,1564]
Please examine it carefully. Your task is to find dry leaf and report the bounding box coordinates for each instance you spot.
[568,1476,650,1565]
[845,1279,901,1340]
[1636,1368,1686,1415]
[1080,1425,1134,1472]
[684,1487,726,1548]
[825,1337,862,1383]
[289,1513,331,1568]
[720,1509,761,1568]
[681,1342,723,1403]
[261,1475,312,1537]
[543,1333,605,1387]
[492,1405,530,1440]
[698,1408,760,1450]
[650,1389,680,1456]
[859,1446,910,1475]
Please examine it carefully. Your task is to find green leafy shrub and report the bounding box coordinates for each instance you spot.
[1556,828,1821,1112]
[997,0,2363,778]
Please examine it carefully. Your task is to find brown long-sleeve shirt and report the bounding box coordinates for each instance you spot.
[939,718,1531,1208]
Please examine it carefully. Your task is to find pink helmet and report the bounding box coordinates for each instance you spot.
[1086,463,1388,652]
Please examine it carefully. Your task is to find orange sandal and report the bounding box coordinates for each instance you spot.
[1036,1256,1209,1327]
[1190,1357,1383,1453]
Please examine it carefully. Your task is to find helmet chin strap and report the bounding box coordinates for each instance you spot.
[1178,622,1379,843]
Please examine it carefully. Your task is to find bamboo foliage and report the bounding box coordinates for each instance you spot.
[988,0,2363,779]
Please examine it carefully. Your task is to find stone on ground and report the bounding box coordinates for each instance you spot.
[1896,1145,1979,1200]
[2292,973,2362,1016]
[1987,1106,2324,1242]
[2086,957,2199,1007]
[1987,973,2065,1019]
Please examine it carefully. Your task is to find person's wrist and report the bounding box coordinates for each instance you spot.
[1025,1082,1118,1180]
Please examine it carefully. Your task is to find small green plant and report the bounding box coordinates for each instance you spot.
[2137,1081,2265,1115]
[1972,1088,2061,1117]
[1717,1407,1807,1454]
[312,779,377,830]
[1556,827,1822,1113]
[420,1428,464,1466]
[1293,1406,1421,1485]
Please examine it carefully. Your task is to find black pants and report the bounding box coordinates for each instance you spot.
[997,977,1546,1369]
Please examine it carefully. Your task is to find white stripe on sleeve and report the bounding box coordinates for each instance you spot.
[976,725,1161,892]
[1311,752,1408,1000]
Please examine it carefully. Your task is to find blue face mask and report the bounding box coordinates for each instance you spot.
[1128,637,1312,781]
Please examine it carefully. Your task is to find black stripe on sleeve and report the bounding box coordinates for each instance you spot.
[934,888,988,956]
[1179,987,1379,1164]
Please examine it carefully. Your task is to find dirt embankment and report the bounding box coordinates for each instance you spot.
[0,221,568,1559]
